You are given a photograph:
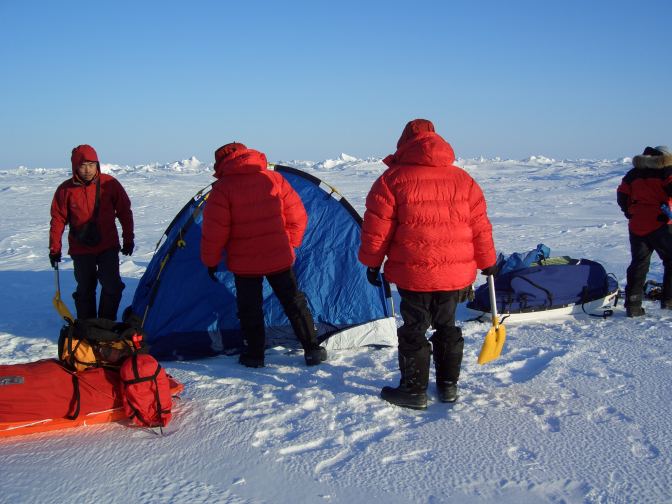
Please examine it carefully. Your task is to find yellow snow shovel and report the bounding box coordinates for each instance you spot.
[478,275,506,364]
[53,264,74,323]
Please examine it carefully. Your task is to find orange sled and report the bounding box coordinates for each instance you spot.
[0,359,183,438]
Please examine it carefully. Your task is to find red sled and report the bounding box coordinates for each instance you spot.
[0,359,183,438]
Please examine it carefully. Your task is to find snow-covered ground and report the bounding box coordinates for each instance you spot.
[1,154,670,503]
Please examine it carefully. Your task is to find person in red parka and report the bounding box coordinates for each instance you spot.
[617,145,672,317]
[359,119,497,409]
[49,144,134,320]
[200,142,327,368]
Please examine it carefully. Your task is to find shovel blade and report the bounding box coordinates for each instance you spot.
[52,293,74,324]
[494,325,507,357]
[477,324,507,365]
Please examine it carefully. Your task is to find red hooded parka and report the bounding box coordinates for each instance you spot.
[358,120,496,292]
[200,145,308,275]
[49,145,134,256]
[617,148,672,236]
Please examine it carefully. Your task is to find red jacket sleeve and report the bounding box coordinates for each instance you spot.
[112,179,134,244]
[468,179,497,269]
[49,185,68,254]
[200,185,231,268]
[358,175,397,268]
[280,177,307,248]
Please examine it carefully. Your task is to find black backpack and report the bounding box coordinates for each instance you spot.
[58,318,147,372]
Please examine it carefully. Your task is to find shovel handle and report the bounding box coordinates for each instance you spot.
[487,275,499,326]
[54,264,61,294]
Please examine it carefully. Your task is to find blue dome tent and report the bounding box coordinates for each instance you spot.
[129,165,397,360]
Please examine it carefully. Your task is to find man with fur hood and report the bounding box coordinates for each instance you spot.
[359,119,497,409]
[200,142,327,368]
[617,145,672,316]
[49,144,134,320]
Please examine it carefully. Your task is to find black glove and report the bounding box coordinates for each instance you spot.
[121,241,134,256]
[208,266,218,282]
[481,264,498,277]
[49,251,61,269]
[366,266,382,287]
[657,213,669,223]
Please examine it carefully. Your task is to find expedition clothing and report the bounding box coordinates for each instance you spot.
[71,248,125,320]
[200,147,307,275]
[358,122,496,291]
[397,288,466,384]
[361,119,497,409]
[618,146,672,310]
[617,148,672,237]
[234,269,319,358]
[625,225,672,307]
[48,144,134,321]
[200,142,324,367]
[49,147,134,256]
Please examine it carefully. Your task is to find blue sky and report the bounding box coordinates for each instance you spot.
[1,0,671,167]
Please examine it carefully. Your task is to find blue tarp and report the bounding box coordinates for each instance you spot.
[130,166,391,360]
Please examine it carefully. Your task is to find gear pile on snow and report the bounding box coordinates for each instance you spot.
[58,318,147,372]
[0,318,182,438]
[467,244,619,322]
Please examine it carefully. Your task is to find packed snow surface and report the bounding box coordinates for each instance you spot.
[0,154,670,503]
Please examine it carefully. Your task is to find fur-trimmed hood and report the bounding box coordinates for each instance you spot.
[633,146,672,169]
[633,154,672,169]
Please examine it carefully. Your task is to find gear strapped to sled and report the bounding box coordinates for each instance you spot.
[0,316,179,436]
[0,358,183,437]
[467,254,619,322]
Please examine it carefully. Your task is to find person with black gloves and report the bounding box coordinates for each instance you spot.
[121,241,134,256]
[200,142,327,368]
[49,144,134,321]
[366,266,382,286]
[481,264,498,277]
[359,119,497,409]
[49,251,62,269]
[617,145,672,317]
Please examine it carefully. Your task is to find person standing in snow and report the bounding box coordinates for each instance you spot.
[200,142,327,368]
[359,119,497,409]
[617,145,672,317]
[49,144,134,320]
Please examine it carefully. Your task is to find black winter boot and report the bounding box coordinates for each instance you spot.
[430,327,464,382]
[380,345,430,410]
[305,346,327,366]
[436,381,458,403]
[238,335,265,367]
[626,306,646,317]
[284,306,325,366]
[431,327,463,402]
[625,293,645,318]
[239,352,265,368]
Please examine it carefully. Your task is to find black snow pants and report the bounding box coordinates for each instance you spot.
[71,247,125,320]
[626,225,672,306]
[234,268,319,358]
[397,288,467,390]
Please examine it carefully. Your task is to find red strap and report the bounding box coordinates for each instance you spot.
[131,332,143,350]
